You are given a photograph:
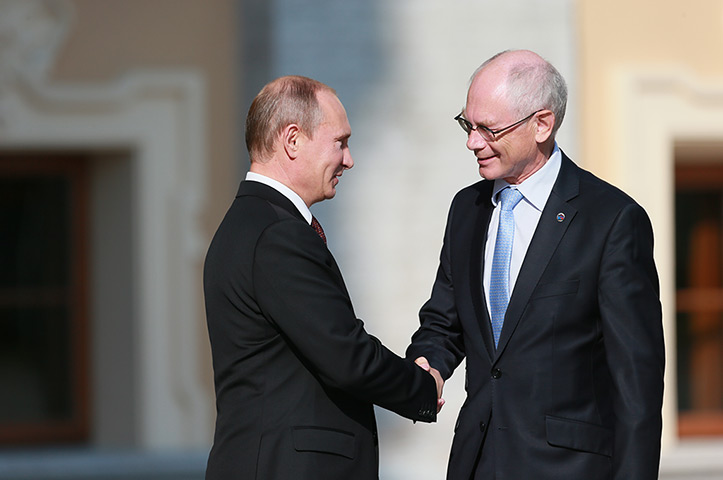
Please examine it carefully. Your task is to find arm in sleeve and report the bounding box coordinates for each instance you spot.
[406,200,466,380]
[253,219,437,422]
[598,203,665,480]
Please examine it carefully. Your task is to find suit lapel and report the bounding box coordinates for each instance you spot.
[494,154,580,357]
[465,182,497,362]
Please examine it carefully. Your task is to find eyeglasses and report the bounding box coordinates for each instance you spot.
[454,109,543,142]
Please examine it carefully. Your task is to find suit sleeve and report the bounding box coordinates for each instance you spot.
[598,203,665,479]
[406,199,466,380]
[252,219,437,422]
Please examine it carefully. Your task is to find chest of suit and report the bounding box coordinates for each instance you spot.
[447,179,629,404]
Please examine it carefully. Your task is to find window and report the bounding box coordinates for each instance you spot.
[0,153,89,444]
[676,160,723,437]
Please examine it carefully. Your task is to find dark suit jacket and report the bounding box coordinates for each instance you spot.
[407,153,665,480]
[204,181,437,480]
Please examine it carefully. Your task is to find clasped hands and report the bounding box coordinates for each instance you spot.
[415,356,445,413]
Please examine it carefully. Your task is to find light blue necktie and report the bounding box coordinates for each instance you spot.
[489,187,524,347]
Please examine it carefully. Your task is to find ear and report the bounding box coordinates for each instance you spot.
[533,110,555,143]
[282,124,303,159]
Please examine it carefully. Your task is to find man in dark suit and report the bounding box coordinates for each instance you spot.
[408,50,665,479]
[204,75,441,480]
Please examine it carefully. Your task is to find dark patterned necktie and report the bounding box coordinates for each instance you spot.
[311,216,327,244]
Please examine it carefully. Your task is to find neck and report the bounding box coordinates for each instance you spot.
[250,159,312,207]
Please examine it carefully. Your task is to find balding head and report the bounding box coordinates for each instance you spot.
[459,50,564,183]
[245,75,337,163]
[470,50,567,137]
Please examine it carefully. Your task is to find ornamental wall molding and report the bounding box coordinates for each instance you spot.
[0,0,212,447]
[0,0,72,80]
[0,0,73,125]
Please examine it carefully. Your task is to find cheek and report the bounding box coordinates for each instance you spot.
[326,150,343,170]
[498,142,522,163]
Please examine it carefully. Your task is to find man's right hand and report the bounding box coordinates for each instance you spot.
[415,356,445,412]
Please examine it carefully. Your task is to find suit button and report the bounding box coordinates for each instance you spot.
[491,368,502,379]
[479,422,486,431]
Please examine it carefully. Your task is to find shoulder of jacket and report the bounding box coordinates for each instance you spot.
[452,179,492,204]
[575,168,641,211]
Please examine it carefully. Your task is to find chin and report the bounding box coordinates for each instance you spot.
[478,167,499,180]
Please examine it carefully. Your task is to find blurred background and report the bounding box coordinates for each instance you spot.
[0,0,722,478]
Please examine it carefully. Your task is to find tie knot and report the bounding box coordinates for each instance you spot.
[498,187,523,211]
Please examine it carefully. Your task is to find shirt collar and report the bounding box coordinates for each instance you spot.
[245,171,313,224]
[491,143,562,211]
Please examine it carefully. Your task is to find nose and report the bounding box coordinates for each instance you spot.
[343,147,354,169]
[466,131,489,151]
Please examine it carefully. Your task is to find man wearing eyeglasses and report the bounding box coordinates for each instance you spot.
[407,50,664,480]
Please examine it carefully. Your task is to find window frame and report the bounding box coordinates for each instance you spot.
[0,153,90,444]
[675,162,723,437]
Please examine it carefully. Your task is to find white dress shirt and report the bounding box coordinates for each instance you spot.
[483,144,562,315]
[245,171,313,225]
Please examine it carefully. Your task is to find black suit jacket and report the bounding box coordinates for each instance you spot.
[407,153,664,480]
[204,181,437,480]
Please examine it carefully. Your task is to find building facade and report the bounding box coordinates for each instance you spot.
[0,0,721,478]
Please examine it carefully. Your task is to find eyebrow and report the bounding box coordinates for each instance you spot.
[459,111,480,124]
[463,115,494,130]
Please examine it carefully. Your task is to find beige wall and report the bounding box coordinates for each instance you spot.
[579,0,723,180]
[52,0,239,232]
[45,0,240,445]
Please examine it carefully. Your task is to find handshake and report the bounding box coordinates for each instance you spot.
[415,356,445,413]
